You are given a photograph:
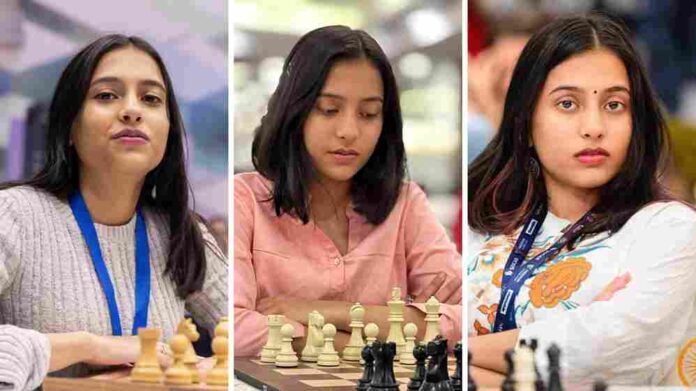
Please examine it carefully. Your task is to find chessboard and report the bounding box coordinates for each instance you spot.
[234,356,457,391]
[42,368,227,391]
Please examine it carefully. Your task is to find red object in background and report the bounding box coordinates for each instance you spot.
[453,191,462,254]
[468,2,488,56]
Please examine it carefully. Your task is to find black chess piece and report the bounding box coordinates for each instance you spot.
[407,344,427,391]
[547,344,563,391]
[501,349,515,391]
[528,339,545,391]
[450,342,462,391]
[357,344,375,391]
[465,350,474,391]
[419,336,453,391]
[592,379,607,391]
[367,341,399,391]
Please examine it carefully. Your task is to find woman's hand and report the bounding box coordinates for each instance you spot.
[593,272,631,302]
[412,272,461,304]
[48,332,173,372]
[87,334,174,368]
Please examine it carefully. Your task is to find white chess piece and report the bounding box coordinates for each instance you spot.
[301,311,324,362]
[342,303,365,362]
[513,345,536,391]
[386,287,406,359]
[275,324,299,367]
[317,323,340,367]
[361,323,379,365]
[260,315,284,363]
[423,296,441,343]
[399,323,417,365]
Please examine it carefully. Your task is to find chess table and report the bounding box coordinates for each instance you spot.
[42,368,227,391]
[234,356,456,391]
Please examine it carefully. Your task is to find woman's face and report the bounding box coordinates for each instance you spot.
[532,48,632,193]
[303,58,384,186]
[72,46,170,180]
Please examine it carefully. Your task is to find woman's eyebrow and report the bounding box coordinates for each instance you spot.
[90,76,166,92]
[548,85,630,95]
[319,92,383,103]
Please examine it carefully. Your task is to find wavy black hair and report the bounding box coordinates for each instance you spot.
[469,13,668,238]
[1,35,207,298]
[252,25,406,225]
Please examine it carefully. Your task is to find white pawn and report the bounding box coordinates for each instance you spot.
[399,323,417,365]
[275,324,299,367]
[260,315,284,363]
[301,311,324,362]
[361,323,379,365]
[513,345,536,391]
[423,296,441,343]
[364,323,380,346]
[386,287,406,359]
[342,303,365,362]
[317,324,340,367]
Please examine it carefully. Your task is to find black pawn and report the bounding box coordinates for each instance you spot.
[407,344,427,391]
[547,344,563,391]
[529,339,545,391]
[464,349,473,391]
[357,344,374,391]
[501,349,515,391]
[367,341,399,391]
[593,380,607,391]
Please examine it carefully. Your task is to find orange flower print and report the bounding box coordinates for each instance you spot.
[492,269,503,288]
[529,257,592,308]
[474,319,490,335]
[477,304,499,326]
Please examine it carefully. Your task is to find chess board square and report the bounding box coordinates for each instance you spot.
[273,368,326,375]
[332,372,363,380]
[299,379,356,387]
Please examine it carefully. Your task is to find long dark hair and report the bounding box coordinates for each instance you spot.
[252,25,406,225]
[469,13,668,239]
[1,35,207,298]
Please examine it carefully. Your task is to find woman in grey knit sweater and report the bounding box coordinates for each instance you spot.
[0,35,228,390]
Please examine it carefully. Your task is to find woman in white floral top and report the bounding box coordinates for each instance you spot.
[467,14,696,387]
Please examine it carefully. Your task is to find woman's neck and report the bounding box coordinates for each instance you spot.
[79,168,144,226]
[309,178,351,221]
[544,176,599,222]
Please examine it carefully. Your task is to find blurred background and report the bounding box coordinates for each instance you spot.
[234,0,463,248]
[0,0,228,248]
[468,0,696,202]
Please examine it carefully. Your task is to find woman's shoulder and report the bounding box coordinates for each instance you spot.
[626,201,696,226]
[616,200,696,240]
[234,171,272,201]
[0,185,64,215]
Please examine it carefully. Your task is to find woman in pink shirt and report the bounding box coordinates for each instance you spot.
[234,25,462,357]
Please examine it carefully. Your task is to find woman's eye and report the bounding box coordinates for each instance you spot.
[318,106,338,115]
[605,101,625,112]
[361,112,380,119]
[95,92,117,100]
[143,94,163,104]
[556,99,576,111]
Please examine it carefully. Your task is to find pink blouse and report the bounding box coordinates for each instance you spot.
[234,172,462,357]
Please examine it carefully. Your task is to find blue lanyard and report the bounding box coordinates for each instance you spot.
[493,203,594,332]
[69,192,151,336]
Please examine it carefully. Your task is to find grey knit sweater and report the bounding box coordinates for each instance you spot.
[0,186,228,389]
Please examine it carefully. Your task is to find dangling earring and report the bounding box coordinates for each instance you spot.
[529,156,541,179]
[151,185,157,199]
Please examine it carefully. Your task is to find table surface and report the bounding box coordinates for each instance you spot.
[42,368,228,391]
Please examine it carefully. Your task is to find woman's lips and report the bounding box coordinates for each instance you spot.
[574,148,609,165]
[329,149,358,165]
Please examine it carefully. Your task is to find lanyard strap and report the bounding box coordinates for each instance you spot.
[493,204,594,332]
[69,192,151,336]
